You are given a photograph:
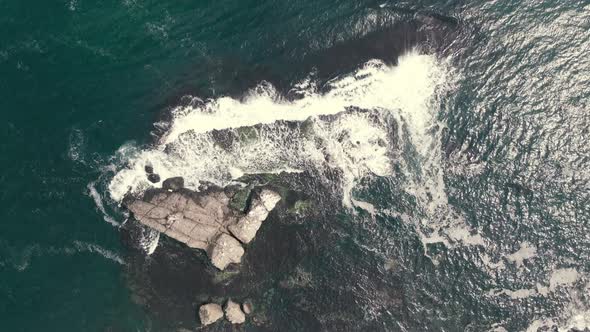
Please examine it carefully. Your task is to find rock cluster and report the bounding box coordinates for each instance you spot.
[124,177,281,270]
[199,299,250,326]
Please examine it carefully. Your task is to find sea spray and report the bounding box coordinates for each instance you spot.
[108,51,450,209]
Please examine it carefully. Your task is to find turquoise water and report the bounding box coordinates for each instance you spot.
[1,1,589,331]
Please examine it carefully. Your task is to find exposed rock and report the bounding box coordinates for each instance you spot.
[124,177,281,270]
[229,189,281,244]
[208,233,244,270]
[147,173,160,183]
[242,300,253,315]
[126,189,229,251]
[224,299,246,324]
[144,165,154,174]
[199,303,223,326]
[162,176,184,190]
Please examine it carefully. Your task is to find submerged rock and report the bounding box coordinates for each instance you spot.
[124,177,281,270]
[199,303,223,326]
[228,185,253,212]
[224,299,246,324]
[287,199,313,216]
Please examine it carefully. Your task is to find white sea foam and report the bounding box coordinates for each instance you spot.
[87,182,120,226]
[162,54,445,145]
[108,51,451,207]
[564,309,590,331]
[526,308,590,332]
[133,224,160,255]
[524,275,589,332]
[549,267,579,291]
[506,242,537,267]
[351,199,377,216]
[487,288,537,299]
[73,240,125,265]
[145,232,160,255]
[8,242,125,271]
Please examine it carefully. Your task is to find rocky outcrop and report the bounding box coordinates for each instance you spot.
[228,189,281,244]
[124,177,281,270]
[162,176,184,191]
[224,299,246,324]
[199,303,223,326]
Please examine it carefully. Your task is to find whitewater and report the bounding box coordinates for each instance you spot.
[108,50,450,205]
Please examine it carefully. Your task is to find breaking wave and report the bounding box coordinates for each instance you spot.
[108,50,451,209]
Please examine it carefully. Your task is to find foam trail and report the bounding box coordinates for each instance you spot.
[87,182,120,226]
[108,50,450,204]
[73,241,125,265]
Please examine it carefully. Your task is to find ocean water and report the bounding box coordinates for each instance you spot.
[1,0,589,331]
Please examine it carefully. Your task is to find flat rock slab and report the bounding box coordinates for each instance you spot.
[124,179,280,270]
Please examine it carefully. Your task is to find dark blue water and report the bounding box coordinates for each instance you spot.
[1,1,589,331]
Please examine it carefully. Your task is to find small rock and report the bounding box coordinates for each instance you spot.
[199,303,223,326]
[144,165,154,174]
[242,300,253,315]
[225,299,246,324]
[162,176,184,191]
[147,173,160,183]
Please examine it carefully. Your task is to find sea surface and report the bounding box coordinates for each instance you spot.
[1,0,589,331]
